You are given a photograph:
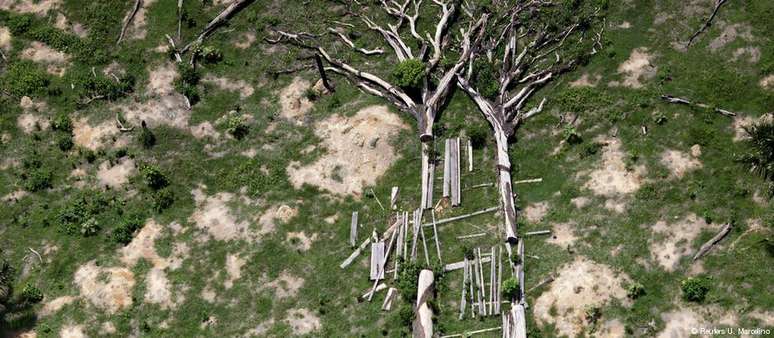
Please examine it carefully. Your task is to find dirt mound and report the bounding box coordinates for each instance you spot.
[286,231,317,251]
[708,23,754,51]
[648,213,716,271]
[39,295,77,317]
[612,48,656,88]
[0,26,10,51]
[202,75,254,98]
[547,222,578,248]
[287,105,408,197]
[761,75,774,90]
[189,188,259,241]
[54,12,87,38]
[598,319,625,337]
[20,41,70,76]
[0,0,61,16]
[72,117,121,150]
[266,271,304,299]
[59,325,86,338]
[278,77,313,123]
[257,203,297,235]
[571,196,591,209]
[569,73,600,87]
[657,306,738,338]
[97,158,135,188]
[73,261,135,314]
[17,113,49,134]
[524,201,549,223]
[582,138,646,197]
[533,256,630,337]
[234,32,256,49]
[285,308,320,335]
[224,254,246,289]
[660,149,702,178]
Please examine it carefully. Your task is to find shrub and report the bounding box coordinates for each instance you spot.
[398,305,414,327]
[392,59,425,89]
[473,61,499,99]
[681,277,710,302]
[563,126,582,145]
[502,277,520,300]
[140,165,168,190]
[57,134,74,152]
[626,282,645,299]
[138,124,156,149]
[225,113,249,140]
[23,168,52,192]
[51,113,73,133]
[2,62,49,97]
[80,218,100,236]
[6,14,33,34]
[738,119,774,196]
[20,284,43,304]
[584,305,601,324]
[152,188,174,212]
[466,122,489,149]
[178,64,200,86]
[396,260,421,302]
[112,217,143,245]
[199,46,223,64]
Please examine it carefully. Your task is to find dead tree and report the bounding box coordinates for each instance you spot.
[456,1,605,245]
[267,0,488,210]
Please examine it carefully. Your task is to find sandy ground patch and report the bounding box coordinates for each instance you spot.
[648,213,716,271]
[732,46,761,63]
[611,48,656,88]
[547,222,578,247]
[617,21,631,29]
[533,256,630,337]
[224,254,246,289]
[582,138,646,198]
[3,189,28,203]
[100,322,117,335]
[287,105,408,197]
[569,73,601,87]
[190,188,260,241]
[54,12,88,38]
[524,201,549,223]
[257,203,297,235]
[0,26,10,51]
[598,319,625,337]
[124,0,157,40]
[59,325,86,338]
[278,77,313,123]
[74,261,135,314]
[266,271,304,299]
[660,149,702,178]
[761,75,774,91]
[286,231,317,251]
[571,196,591,209]
[20,41,70,76]
[234,32,256,49]
[0,0,60,16]
[285,308,321,335]
[747,310,774,326]
[202,74,254,98]
[16,113,49,134]
[72,117,122,150]
[657,306,739,338]
[244,319,275,337]
[708,23,754,51]
[38,295,77,317]
[97,158,135,188]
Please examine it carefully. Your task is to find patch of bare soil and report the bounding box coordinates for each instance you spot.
[747,310,774,326]
[100,322,117,335]
[189,188,261,241]
[287,105,408,197]
[286,231,317,251]
[38,295,77,317]
[257,203,298,235]
[708,23,754,51]
[20,41,70,76]
[278,77,313,123]
[202,74,254,98]
[732,46,761,63]
[72,117,120,150]
[96,158,135,188]
[761,75,774,91]
[16,113,50,134]
[598,319,626,337]
[660,149,702,178]
[243,319,275,337]
[582,138,646,198]
[0,26,10,51]
[547,222,578,248]
[611,48,656,88]
[657,306,738,338]
[571,196,591,209]
[648,213,716,271]
[125,0,157,40]
[74,260,135,314]
[224,254,246,289]
[285,308,321,335]
[3,189,28,203]
[234,32,256,49]
[0,0,61,16]
[617,21,631,29]
[524,201,549,223]
[59,325,86,338]
[533,256,630,338]
[569,73,601,87]
[265,271,304,299]
[54,12,87,38]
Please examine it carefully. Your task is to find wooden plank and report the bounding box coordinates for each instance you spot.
[459,257,468,320]
[444,255,492,271]
[382,287,397,311]
[370,241,385,280]
[457,232,487,240]
[390,186,399,210]
[467,138,473,172]
[443,139,451,198]
[473,251,483,316]
[450,138,461,206]
[441,327,501,338]
[350,211,358,247]
[496,246,503,314]
[468,258,475,317]
[410,210,420,261]
[341,237,370,269]
[477,248,486,316]
[360,283,386,300]
[511,304,527,338]
[431,210,442,264]
[525,230,551,236]
[419,216,430,265]
[490,246,495,315]
[421,206,499,227]
[455,137,461,205]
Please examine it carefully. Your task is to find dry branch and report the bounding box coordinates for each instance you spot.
[693,223,733,261]
[117,0,141,45]
[181,0,256,54]
[660,94,737,117]
[687,0,731,47]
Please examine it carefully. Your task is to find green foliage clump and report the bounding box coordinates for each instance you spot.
[738,119,774,196]
[473,61,499,99]
[466,122,489,149]
[20,284,43,304]
[0,256,13,322]
[56,134,74,152]
[152,188,175,212]
[68,71,134,102]
[392,59,425,89]
[681,277,710,302]
[398,305,414,327]
[196,46,223,64]
[2,62,49,97]
[139,123,156,149]
[397,260,421,302]
[23,168,52,192]
[223,112,250,140]
[626,282,645,299]
[175,64,201,105]
[563,125,582,145]
[6,14,33,34]
[502,277,520,300]
[140,165,169,190]
[55,191,110,235]
[51,113,73,133]
[80,218,100,236]
[556,87,612,114]
[112,216,143,245]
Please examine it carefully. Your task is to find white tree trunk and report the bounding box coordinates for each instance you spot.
[413,269,434,338]
[420,140,434,209]
[493,126,518,243]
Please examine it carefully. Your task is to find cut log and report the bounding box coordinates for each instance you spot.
[413,269,435,338]
[359,283,386,300]
[410,210,421,261]
[314,53,335,93]
[370,241,385,280]
[181,0,257,54]
[350,211,358,247]
[687,0,731,47]
[341,237,370,269]
[370,188,385,211]
[660,94,737,117]
[382,287,397,311]
[455,137,461,205]
[693,223,733,261]
[506,304,527,338]
[526,275,555,294]
[514,178,543,184]
[420,142,434,209]
[419,216,431,265]
[390,186,399,210]
[496,246,503,314]
[177,0,183,40]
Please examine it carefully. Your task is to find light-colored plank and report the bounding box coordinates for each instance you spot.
[350,211,358,247]
[370,241,385,280]
[443,138,451,198]
[390,186,399,210]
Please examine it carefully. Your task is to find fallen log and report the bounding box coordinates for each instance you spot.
[440,326,501,338]
[181,0,257,54]
[117,0,142,45]
[687,0,731,47]
[526,275,555,294]
[693,223,733,261]
[413,269,435,338]
[660,94,737,117]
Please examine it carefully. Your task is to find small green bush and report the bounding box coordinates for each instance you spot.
[398,305,414,327]
[138,124,156,149]
[199,46,223,64]
[738,119,774,196]
[21,284,43,304]
[563,125,582,145]
[225,113,249,140]
[6,14,33,34]
[23,168,52,192]
[152,188,174,212]
[626,282,645,299]
[681,277,710,302]
[51,113,73,133]
[466,122,489,149]
[112,217,143,245]
[392,59,425,89]
[502,277,520,300]
[140,165,168,190]
[397,260,421,302]
[80,218,100,236]
[57,134,74,152]
[2,62,49,97]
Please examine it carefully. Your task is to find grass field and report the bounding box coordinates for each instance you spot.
[0,0,772,337]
